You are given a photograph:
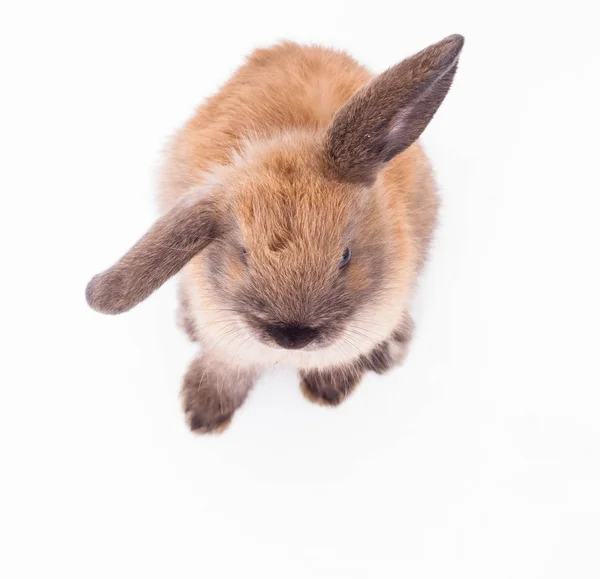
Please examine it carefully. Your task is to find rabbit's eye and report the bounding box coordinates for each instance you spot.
[339,247,351,269]
[241,248,248,264]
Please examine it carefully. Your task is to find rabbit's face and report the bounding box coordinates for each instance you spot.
[198,135,401,351]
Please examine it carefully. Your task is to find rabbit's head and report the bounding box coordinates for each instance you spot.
[86,35,463,352]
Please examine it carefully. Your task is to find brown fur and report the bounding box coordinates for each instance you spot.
[86,36,464,433]
[300,313,414,406]
[181,355,257,434]
[86,196,219,314]
[325,35,463,183]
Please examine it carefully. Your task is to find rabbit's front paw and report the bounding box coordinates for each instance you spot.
[180,356,255,434]
[300,366,363,406]
[181,382,234,435]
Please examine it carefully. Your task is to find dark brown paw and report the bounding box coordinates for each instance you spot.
[180,360,236,434]
[180,356,256,434]
[184,404,233,434]
[300,367,362,407]
[181,381,235,434]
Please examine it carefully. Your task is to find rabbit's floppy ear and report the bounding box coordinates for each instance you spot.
[325,34,464,184]
[86,196,219,315]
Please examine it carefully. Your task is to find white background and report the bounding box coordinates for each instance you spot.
[2,1,599,577]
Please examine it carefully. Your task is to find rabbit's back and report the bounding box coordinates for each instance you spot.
[160,42,371,205]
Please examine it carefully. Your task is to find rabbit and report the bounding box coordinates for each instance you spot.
[86,34,464,433]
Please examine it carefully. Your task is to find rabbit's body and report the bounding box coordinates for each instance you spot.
[87,36,463,432]
[162,43,438,372]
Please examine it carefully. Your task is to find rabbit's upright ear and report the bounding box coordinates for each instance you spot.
[86,196,219,315]
[325,34,464,184]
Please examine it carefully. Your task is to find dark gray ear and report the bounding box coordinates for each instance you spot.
[325,34,464,183]
[86,197,219,315]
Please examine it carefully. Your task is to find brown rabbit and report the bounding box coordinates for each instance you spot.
[86,35,464,433]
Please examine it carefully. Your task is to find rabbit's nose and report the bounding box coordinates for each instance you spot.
[266,323,320,350]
